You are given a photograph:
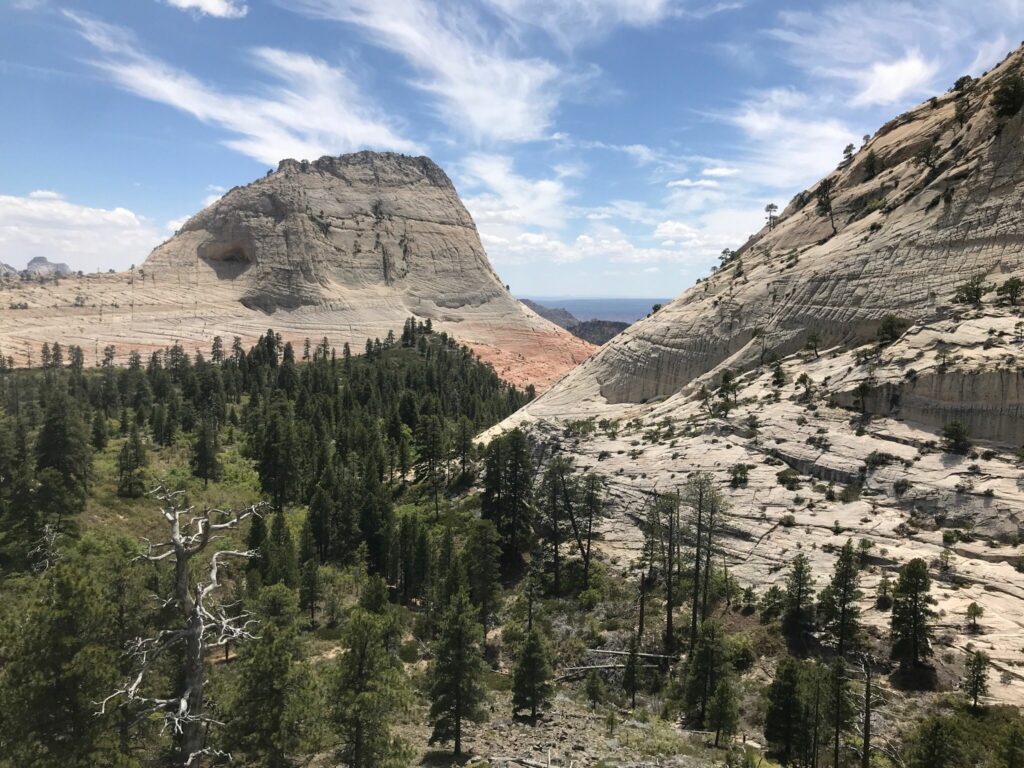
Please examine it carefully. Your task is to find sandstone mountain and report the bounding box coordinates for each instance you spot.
[490,47,1024,702]
[0,152,592,389]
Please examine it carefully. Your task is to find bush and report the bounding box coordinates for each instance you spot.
[877,314,909,344]
[728,635,757,672]
[864,451,899,470]
[730,463,751,488]
[776,468,800,490]
[942,420,971,454]
[954,274,988,306]
[992,73,1024,118]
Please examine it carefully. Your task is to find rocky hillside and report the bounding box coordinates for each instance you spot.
[521,299,631,345]
[569,318,630,345]
[0,152,592,389]
[488,47,1024,703]
[517,46,1024,408]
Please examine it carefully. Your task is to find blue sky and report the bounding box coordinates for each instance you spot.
[1,0,1020,296]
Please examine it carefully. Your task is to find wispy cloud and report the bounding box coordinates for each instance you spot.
[0,190,162,272]
[164,0,248,19]
[723,88,858,189]
[66,11,419,165]
[459,154,571,234]
[769,0,1023,105]
[285,0,562,143]
[483,0,679,47]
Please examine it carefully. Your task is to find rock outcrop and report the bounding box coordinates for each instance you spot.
[0,152,592,389]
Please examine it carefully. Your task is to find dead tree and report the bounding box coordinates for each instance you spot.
[848,654,905,768]
[100,487,265,767]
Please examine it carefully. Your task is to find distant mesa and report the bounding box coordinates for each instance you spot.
[24,257,71,277]
[0,151,593,390]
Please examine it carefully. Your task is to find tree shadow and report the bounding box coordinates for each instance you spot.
[419,749,475,766]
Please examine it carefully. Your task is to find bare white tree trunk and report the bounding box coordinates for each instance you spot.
[99,487,266,767]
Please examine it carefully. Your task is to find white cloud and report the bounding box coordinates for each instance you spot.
[968,34,1013,75]
[483,226,694,265]
[725,88,858,189]
[460,154,570,233]
[285,0,561,142]
[654,220,699,240]
[666,178,719,189]
[165,0,248,19]
[851,49,938,106]
[0,191,162,272]
[701,166,738,177]
[769,1,1023,106]
[202,184,226,207]
[66,11,419,165]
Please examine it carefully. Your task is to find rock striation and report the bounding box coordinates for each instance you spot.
[0,152,592,389]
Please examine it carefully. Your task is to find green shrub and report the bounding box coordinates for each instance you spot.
[992,73,1024,118]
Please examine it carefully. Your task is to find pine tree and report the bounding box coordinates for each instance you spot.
[536,456,574,595]
[964,650,989,709]
[265,511,299,588]
[428,590,488,756]
[116,421,148,499]
[819,539,862,657]
[298,519,319,624]
[229,586,315,768]
[36,394,92,516]
[686,619,728,724]
[783,553,816,642]
[890,558,935,668]
[257,395,299,509]
[906,716,968,768]
[826,657,853,768]
[512,627,553,722]
[764,656,810,765]
[416,414,446,519]
[481,428,534,566]
[707,671,740,747]
[465,518,502,635]
[454,415,475,477]
[585,671,606,708]
[332,609,411,768]
[190,415,221,487]
[91,409,109,451]
[0,534,152,765]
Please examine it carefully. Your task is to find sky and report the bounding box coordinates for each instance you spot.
[0,0,1021,297]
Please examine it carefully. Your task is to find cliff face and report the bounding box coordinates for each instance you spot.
[524,46,1024,408]
[0,152,593,389]
[146,152,508,313]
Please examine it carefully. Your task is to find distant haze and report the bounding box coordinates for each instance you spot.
[520,297,670,325]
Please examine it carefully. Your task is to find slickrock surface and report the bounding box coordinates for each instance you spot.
[488,314,1024,703]
[0,152,592,390]
[488,47,1024,703]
